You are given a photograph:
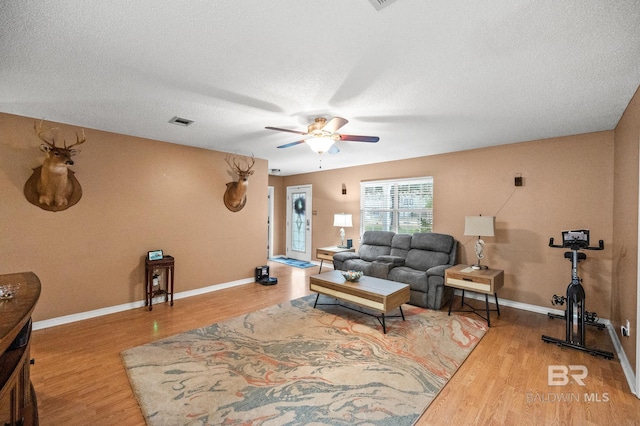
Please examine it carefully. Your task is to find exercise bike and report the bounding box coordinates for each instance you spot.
[541,230,614,359]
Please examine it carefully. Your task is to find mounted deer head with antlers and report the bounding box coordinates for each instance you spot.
[223,154,255,212]
[23,121,86,211]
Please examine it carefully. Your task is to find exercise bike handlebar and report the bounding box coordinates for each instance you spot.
[548,238,604,250]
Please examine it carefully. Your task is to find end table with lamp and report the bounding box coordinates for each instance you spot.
[445,264,504,326]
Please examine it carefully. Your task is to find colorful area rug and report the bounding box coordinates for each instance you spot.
[269,256,316,269]
[121,295,487,425]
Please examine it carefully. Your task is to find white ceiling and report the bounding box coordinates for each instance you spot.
[1,1,639,175]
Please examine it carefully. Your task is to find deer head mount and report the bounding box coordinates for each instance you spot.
[23,121,86,211]
[223,154,255,212]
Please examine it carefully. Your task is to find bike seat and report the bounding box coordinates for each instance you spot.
[564,251,586,260]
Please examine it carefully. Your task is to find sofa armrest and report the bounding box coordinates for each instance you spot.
[333,252,360,262]
[426,264,453,277]
[371,255,405,279]
[332,251,360,270]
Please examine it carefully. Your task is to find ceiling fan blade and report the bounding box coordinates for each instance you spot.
[339,134,380,142]
[328,145,340,154]
[322,117,349,133]
[265,126,307,135]
[277,140,305,149]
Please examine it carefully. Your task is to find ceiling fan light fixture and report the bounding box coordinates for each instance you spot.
[267,116,379,154]
[308,117,327,133]
[305,137,334,154]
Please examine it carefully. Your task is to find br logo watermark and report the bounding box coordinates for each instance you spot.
[548,365,588,386]
[525,365,610,403]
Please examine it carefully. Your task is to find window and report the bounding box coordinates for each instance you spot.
[360,177,433,235]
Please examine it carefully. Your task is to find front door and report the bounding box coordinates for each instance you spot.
[286,185,312,261]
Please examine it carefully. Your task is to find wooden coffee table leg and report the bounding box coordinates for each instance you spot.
[313,293,320,308]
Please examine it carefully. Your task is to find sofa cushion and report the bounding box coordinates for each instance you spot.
[404,233,455,271]
[342,258,373,276]
[358,231,394,261]
[387,267,428,292]
[390,233,412,258]
[405,250,450,271]
[362,230,395,246]
[332,251,360,271]
[375,255,405,266]
[411,232,455,253]
[359,245,391,262]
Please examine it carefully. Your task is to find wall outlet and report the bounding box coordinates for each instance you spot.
[621,319,630,337]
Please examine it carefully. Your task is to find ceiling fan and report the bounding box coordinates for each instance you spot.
[265,117,379,154]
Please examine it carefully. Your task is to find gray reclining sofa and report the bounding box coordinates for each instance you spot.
[332,230,458,310]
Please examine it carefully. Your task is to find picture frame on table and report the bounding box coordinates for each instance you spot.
[148,250,163,261]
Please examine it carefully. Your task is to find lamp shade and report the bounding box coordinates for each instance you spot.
[464,216,495,237]
[333,213,353,227]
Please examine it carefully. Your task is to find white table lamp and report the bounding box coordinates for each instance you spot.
[333,213,353,248]
[464,215,495,269]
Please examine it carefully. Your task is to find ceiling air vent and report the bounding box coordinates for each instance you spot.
[169,116,194,126]
[368,0,397,11]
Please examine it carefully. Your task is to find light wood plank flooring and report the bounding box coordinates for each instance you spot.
[30,262,639,425]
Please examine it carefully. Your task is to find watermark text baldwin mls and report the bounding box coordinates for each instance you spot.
[526,365,610,403]
[526,392,610,403]
[548,365,587,386]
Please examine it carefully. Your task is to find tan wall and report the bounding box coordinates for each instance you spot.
[281,132,615,316]
[613,86,640,372]
[0,113,268,321]
[268,175,286,256]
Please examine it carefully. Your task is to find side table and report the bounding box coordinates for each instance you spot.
[145,255,174,311]
[445,264,504,326]
[316,246,355,273]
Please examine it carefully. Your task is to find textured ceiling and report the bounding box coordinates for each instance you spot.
[1,1,639,175]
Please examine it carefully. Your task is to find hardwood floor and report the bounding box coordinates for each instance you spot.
[30,262,639,425]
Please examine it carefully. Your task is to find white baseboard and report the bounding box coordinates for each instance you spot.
[32,277,254,331]
[33,259,329,332]
[607,322,638,396]
[452,289,564,316]
[455,290,636,396]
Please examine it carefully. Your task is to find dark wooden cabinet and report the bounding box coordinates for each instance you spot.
[0,272,40,426]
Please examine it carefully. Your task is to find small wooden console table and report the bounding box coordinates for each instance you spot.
[145,256,174,311]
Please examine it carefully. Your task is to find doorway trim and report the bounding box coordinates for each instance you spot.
[267,186,274,259]
[286,184,312,261]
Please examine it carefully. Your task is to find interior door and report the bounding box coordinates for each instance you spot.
[286,185,312,261]
[267,186,274,259]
